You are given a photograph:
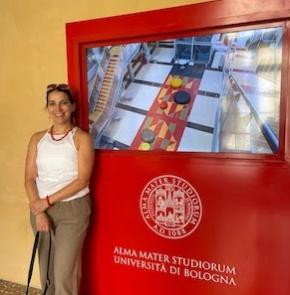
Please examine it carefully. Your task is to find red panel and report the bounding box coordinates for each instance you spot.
[81,153,290,295]
[66,1,290,294]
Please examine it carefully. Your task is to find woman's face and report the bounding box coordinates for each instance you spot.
[47,90,75,125]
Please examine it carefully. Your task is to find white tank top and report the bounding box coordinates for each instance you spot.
[36,127,89,202]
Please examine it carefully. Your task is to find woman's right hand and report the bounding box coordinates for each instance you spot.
[35,212,51,232]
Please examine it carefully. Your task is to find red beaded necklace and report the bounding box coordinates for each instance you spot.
[50,125,74,141]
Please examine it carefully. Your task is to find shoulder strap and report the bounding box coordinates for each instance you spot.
[71,126,78,136]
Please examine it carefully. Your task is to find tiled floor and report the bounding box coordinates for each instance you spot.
[135,63,172,84]
[0,279,41,295]
[179,127,213,152]
[103,108,145,146]
[188,94,219,128]
[104,45,219,151]
[198,70,223,94]
[121,83,159,111]
[151,47,175,63]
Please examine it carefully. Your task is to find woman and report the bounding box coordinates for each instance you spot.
[25,84,94,295]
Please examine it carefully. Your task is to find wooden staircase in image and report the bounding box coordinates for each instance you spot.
[90,46,122,124]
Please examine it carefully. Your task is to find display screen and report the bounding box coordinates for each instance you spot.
[86,26,283,153]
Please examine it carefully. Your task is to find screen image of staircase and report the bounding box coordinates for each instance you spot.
[87,44,141,146]
[86,27,282,153]
[89,47,121,138]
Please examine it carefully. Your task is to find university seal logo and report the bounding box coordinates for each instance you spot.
[140,175,202,239]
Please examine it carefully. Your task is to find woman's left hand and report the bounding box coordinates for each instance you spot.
[30,199,49,215]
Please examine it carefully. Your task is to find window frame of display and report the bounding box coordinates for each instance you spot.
[66,0,290,161]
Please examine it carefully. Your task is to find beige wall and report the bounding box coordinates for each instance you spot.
[0,0,212,287]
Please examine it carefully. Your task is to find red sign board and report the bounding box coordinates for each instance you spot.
[66,1,290,294]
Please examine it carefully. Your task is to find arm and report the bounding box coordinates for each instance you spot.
[25,132,51,232]
[25,133,41,204]
[30,130,94,215]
